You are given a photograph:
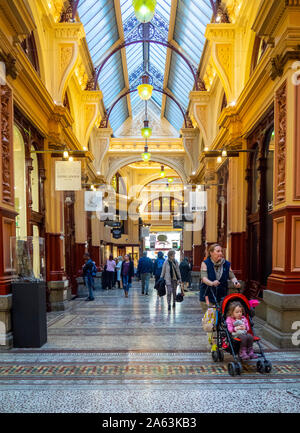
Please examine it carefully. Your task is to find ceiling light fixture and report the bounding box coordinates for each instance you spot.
[141,119,152,138]
[137,75,153,100]
[141,144,151,162]
[160,165,165,178]
[132,0,156,23]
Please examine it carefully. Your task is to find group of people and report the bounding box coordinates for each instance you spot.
[83,243,257,359]
[98,251,193,310]
[102,254,135,298]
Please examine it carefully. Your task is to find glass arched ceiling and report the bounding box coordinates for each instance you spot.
[77,0,212,132]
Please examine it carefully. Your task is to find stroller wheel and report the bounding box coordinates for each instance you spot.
[264,360,272,373]
[212,350,219,362]
[228,362,236,376]
[218,349,224,362]
[256,360,265,374]
[234,361,242,375]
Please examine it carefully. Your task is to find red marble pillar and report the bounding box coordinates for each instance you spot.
[90,246,100,267]
[75,243,86,275]
[45,233,65,282]
[267,207,300,294]
[192,245,205,271]
[229,232,246,280]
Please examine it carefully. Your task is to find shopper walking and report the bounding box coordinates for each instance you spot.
[121,254,135,298]
[153,251,165,284]
[160,250,182,311]
[106,255,116,290]
[115,256,123,288]
[179,257,190,292]
[82,252,95,301]
[137,251,153,295]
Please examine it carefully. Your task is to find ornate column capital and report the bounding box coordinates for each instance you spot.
[189,91,212,148]
[205,23,238,103]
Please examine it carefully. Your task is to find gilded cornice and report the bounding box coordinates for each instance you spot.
[54,22,85,41]
[205,23,237,43]
[81,90,103,103]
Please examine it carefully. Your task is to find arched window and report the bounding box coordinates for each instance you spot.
[21,31,40,74]
[221,92,227,112]
[250,36,267,75]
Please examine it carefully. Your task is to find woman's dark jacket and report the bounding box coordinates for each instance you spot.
[179,260,190,282]
[121,260,135,283]
[200,257,230,304]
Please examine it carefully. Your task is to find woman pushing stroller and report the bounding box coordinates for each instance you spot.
[200,243,241,309]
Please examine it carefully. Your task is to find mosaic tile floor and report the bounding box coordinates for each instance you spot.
[0,280,299,413]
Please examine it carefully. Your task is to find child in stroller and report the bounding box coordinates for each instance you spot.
[205,287,272,376]
[225,301,257,360]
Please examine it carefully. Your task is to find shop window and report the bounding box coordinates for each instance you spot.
[32,225,41,279]
[13,126,27,237]
[30,145,39,212]
[251,146,260,214]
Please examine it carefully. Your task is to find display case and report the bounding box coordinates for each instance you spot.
[10,236,46,281]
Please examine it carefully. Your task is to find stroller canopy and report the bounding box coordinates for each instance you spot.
[221,293,251,318]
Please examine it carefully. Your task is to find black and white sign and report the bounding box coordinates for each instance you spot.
[55,161,81,191]
[84,191,103,211]
[189,191,207,212]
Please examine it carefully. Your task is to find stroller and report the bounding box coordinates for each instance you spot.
[206,287,272,376]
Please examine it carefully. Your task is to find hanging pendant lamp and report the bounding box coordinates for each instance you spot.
[141,144,151,162]
[137,75,153,101]
[141,120,152,138]
[160,165,165,178]
[132,0,157,23]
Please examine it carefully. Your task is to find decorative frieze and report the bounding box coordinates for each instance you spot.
[0,85,13,206]
[275,81,287,204]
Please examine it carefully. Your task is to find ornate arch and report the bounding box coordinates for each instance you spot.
[106,155,187,185]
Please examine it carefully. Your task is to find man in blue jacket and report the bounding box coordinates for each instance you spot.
[137,251,153,295]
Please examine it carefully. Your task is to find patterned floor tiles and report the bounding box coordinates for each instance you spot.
[0,281,299,413]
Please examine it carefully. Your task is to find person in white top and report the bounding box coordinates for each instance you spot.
[106,254,116,290]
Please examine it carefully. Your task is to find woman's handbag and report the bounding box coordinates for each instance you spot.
[155,278,166,297]
[202,308,216,332]
[175,283,185,302]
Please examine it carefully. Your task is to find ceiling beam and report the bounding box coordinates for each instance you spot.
[161,0,177,119]
[114,0,132,117]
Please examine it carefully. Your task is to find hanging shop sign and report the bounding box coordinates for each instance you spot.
[149,234,156,242]
[189,191,207,212]
[104,221,122,228]
[173,220,184,229]
[84,191,103,211]
[55,161,81,191]
[141,227,150,238]
[112,228,122,239]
